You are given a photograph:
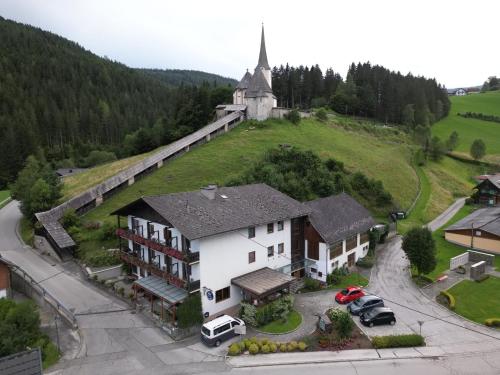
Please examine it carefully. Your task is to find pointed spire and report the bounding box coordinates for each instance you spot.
[256,24,270,70]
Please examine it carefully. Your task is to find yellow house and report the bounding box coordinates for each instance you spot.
[444,207,500,255]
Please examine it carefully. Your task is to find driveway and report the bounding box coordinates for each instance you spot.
[366,236,500,350]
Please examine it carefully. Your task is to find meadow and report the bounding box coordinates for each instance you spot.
[432,91,500,159]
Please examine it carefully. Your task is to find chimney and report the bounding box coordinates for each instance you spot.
[200,185,217,200]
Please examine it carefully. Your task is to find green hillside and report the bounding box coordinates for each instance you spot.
[432,91,500,162]
[137,69,237,87]
[83,118,418,225]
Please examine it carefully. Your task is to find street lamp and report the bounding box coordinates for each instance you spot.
[417,320,424,336]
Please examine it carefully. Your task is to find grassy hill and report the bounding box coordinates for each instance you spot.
[432,91,500,163]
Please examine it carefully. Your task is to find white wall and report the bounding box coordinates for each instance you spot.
[307,233,370,283]
[0,289,6,299]
[198,220,292,317]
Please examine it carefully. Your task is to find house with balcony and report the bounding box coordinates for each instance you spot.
[474,173,500,206]
[112,183,310,321]
[303,193,375,283]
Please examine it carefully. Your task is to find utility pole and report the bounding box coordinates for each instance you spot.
[54,315,60,353]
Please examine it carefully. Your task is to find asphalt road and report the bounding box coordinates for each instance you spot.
[2,200,500,375]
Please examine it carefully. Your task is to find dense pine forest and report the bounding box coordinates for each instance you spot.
[272,63,451,126]
[0,16,233,188]
[138,69,237,87]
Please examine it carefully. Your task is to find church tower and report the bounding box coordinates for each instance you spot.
[256,24,272,89]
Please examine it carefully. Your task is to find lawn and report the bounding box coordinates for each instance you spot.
[328,272,369,289]
[0,190,11,209]
[447,276,500,325]
[432,91,500,156]
[257,310,302,334]
[83,118,418,226]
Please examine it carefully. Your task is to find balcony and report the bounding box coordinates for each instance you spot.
[119,249,186,289]
[117,228,200,262]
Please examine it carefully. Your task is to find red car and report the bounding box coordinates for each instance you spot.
[335,286,365,304]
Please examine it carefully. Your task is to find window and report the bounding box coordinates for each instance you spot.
[277,221,284,231]
[310,267,317,273]
[346,235,358,251]
[331,260,339,270]
[318,271,323,278]
[148,222,155,238]
[278,243,284,254]
[248,226,255,238]
[267,223,274,233]
[214,323,231,335]
[329,241,343,259]
[248,251,256,263]
[267,245,274,257]
[215,287,230,303]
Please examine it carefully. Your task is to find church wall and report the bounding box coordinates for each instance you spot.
[247,94,274,121]
[233,89,246,105]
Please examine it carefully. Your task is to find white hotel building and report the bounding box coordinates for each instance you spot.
[112,184,373,321]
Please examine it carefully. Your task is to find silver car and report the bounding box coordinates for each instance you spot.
[347,295,384,315]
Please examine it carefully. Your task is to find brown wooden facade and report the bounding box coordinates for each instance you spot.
[475,179,500,206]
[0,260,12,298]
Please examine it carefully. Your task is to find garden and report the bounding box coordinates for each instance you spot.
[442,276,500,327]
[240,295,302,334]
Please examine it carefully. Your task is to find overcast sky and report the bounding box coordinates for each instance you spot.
[1,0,498,88]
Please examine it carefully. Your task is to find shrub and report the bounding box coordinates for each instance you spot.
[249,343,259,355]
[228,343,241,356]
[304,277,321,291]
[269,343,277,353]
[485,318,500,327]
[331,309,354,339]
[356,256,374,269]
[177,294,203,328]
[298,341,307,351]
[118,287,125,296]
[279,343,287,352]
[327,272,342,285]
[286,109,301,125]
[243,339,252,350]
[439,290,455,310]
[465,197,474,205]
[238,341,246,352]
[253,295,294,327]
[99,222,117,241]
[315,108,328,122]
[371,334,425,349]
[240,302,257,327]
[61,209,80,229]
[261,344,270,354]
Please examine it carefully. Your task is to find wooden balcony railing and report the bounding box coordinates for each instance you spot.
[117,228,199,263]
[119,250,187,288]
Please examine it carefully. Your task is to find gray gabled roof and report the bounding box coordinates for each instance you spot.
[485,174,500,189]
[245,69,273,98]
[305,193,375,245]
[446,206,500,237]
[112,184,310,240]
[256,25,270,70]
[236,71,253,89]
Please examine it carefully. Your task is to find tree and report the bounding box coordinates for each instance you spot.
[470,139,486,160]
[402,227,436,275]
[428,136,446,161]
[10,155,62,220]
[402,104,415,128]
[446,131,459,151]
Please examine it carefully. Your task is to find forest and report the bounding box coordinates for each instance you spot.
[272,63,450,126]
[0,16,233,188]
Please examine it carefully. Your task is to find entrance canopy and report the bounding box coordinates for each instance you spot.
[231,267,294,298]
[134,275,188,304]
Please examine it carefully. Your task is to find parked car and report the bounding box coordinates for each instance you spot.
[347,295,384,315]
[200,315,245,347]
[335,286,365,304]
[360,307,396,327]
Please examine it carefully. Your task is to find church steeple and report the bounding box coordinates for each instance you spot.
[256,24,270,70]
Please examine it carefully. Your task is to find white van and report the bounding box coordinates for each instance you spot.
[200,315,245,347]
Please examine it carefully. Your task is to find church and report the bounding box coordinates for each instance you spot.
[217,26,278,121]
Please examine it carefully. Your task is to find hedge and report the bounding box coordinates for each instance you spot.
[227,338,308,356]
[371,334,425,349]
[440,290,456,310]
[176,294,203,328]
[485,318,500,327]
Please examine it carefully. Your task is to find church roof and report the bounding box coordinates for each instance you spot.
[256,25,270,70]
[236,71,253,89]
[245,69,273,98]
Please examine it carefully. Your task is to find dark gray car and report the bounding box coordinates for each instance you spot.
[347,295,384,315]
